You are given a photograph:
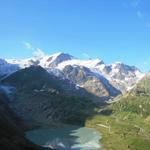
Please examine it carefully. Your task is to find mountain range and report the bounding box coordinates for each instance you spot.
[0,52,150,150]
[0,52,145,101]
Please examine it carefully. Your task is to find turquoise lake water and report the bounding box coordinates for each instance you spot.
[25,126,102,150]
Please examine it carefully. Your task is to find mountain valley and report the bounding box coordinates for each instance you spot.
[0,52,149,150]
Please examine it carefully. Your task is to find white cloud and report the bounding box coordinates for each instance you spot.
[22,41,33,50]
[33,48,46,59]
[22,41,46,59]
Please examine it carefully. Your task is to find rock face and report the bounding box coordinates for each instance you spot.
[62,65,120,100]
[1,52,144,98]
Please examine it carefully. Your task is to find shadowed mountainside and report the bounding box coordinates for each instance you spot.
[1,66,100,127]
[0,90,52,150]
[0,66,102,149]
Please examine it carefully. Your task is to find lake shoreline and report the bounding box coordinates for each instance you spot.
[25,125,102,150]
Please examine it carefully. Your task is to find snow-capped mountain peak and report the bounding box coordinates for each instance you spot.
[44,52,74,67]
[57,58,104,70]
[6,52,74,69]
[0,52,145,93]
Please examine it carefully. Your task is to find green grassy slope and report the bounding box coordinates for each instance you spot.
[86,74,150,150]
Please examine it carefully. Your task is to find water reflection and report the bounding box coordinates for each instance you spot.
[26,126,101,150]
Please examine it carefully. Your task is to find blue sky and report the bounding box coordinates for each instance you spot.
[0,0,150,72]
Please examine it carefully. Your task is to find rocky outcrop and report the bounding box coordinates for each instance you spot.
[63,65,121,100]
